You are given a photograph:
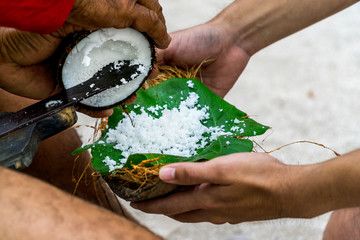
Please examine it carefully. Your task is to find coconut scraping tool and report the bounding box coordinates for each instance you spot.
[0,60,143,170]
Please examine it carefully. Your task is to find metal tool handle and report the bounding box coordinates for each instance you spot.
[0,107,77,169]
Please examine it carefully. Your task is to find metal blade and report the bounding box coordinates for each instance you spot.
[0,60,143,137]
[66,60,142,101]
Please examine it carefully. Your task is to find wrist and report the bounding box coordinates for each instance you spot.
[66,0,85,24]
[279,164,332,218]
[282,150,360,218]
[208,0,288,56]
[209,0,359,56]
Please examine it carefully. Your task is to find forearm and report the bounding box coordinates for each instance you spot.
[210,0,359,55]
[0,167,161,240]
[286,149,360,218]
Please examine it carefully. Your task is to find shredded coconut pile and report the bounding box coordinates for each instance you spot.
[103,91,233,169]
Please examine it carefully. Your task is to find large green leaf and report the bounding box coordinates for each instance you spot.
[74,78,269,174]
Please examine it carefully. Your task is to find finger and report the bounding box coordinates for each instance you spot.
[155,49,165,65]
[0,88,37,111]
[137,0,166,25]
[132,182,227,216]
[147,65,159,80]
[159,160,231,185]
[77,107,113,118]
[122,93,137,105]
[170,209,227,224]
[76,92,137,118]
[0,63,56,100]
[50,23,88,38]
[131,4,171,49]
[170,209,208,223]
[154,33,179,65]
[131,187,203,215]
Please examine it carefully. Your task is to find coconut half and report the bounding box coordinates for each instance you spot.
[61,28,154,109]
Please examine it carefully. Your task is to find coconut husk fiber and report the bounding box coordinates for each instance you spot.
[101,64,201,202]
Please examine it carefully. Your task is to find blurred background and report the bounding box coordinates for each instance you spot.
[78,1,360,239]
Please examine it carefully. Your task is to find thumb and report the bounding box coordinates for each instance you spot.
[159,161,228,185]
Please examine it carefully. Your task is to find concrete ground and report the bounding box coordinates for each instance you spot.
[78,1,360,239]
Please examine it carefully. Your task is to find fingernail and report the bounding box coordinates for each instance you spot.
[159,166,175,181]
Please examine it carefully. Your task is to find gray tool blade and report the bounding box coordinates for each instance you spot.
[0,60,143,137]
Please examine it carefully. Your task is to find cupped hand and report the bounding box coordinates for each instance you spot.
[131,153,296,224]
[157,23,250,98]
[68,0,171,49]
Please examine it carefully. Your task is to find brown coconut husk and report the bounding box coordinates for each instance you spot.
[104,161,183,202]
[99,64,200,201]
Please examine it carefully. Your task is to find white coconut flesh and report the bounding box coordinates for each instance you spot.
[62,27,153,108]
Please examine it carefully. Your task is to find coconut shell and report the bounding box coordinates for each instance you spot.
[56,29,156,111]
[104,176,190,202]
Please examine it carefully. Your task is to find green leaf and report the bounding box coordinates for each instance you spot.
[74,78,269,174]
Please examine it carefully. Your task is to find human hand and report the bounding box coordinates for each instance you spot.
[68,0,171,49]
[131,153,302,224]
[0,0,170,117]
[0,27,74,100]
[0,26,116,117]
[157,22,250,98]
